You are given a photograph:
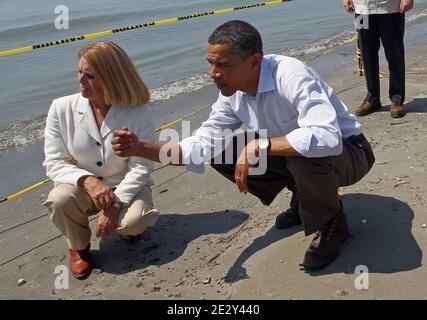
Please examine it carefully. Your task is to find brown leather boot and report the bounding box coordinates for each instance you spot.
[69,245,92,279]
[355,100,382,116]
[303,202,349,270]
[390,102,406,118]
[275,190,302,229]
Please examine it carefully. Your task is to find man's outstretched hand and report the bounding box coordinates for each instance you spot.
[112,127,139,157]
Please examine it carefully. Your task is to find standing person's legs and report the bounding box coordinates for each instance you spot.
[358,14,381,103]
[378,12,405,104]
[356,14,383,116]
[378,12,406,118]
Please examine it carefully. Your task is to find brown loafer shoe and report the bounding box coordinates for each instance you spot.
[355,100,382,117]
[390,102,406,118]
[275,190,302,229]
[69,245,92,279]
[303,202,349,270]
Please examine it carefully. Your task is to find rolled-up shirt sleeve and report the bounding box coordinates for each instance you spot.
[179,96,242,173]
[284,75,342,158]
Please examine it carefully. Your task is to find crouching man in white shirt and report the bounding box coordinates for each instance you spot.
[112,20,375,271]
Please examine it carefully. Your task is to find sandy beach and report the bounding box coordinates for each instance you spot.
[0,42,426,300]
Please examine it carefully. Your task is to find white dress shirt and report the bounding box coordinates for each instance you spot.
[179,55,362,173]
[353,0,401,14]
[43,93,155,205]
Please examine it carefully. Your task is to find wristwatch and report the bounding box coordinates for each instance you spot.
[258,138,271,154]
[112,201,123,211]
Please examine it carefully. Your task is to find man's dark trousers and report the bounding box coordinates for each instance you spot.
[357,12,405,104]
[211,133,375,235]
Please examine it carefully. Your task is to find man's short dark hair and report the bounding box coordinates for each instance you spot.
[208,20,263,58]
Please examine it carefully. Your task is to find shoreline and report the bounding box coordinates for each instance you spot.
[1,42,427,299]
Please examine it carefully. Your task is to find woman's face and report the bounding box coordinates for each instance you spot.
[77,57,104,101]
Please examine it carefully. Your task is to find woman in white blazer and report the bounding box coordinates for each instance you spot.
[43,41,159,279]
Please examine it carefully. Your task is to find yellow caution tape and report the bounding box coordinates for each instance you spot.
[303,33,358,64]
[0,0,293,57]
[155,105,211,132]
[0,179,51,204]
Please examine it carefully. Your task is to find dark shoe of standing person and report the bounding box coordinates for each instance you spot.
[355,100,382,116]
[120,234,139,244]
[69,244,92,279]
[390,102,406,118]
[275,190,302,229]
[303,202,349,270]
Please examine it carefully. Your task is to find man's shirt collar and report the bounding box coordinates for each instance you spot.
[257,57,276,94]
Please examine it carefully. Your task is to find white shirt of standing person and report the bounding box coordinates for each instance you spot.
[345,0,415,14]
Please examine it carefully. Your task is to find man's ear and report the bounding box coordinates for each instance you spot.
[251,53,263,69]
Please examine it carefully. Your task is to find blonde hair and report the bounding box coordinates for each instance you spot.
[78,41,150,106]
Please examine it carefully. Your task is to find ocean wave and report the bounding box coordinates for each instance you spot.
[406,8,427,22]
[0,116,46,153]
[282,29,355,57]
[149,74,211,102]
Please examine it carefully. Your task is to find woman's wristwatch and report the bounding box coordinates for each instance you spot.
[112,201,123,211]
